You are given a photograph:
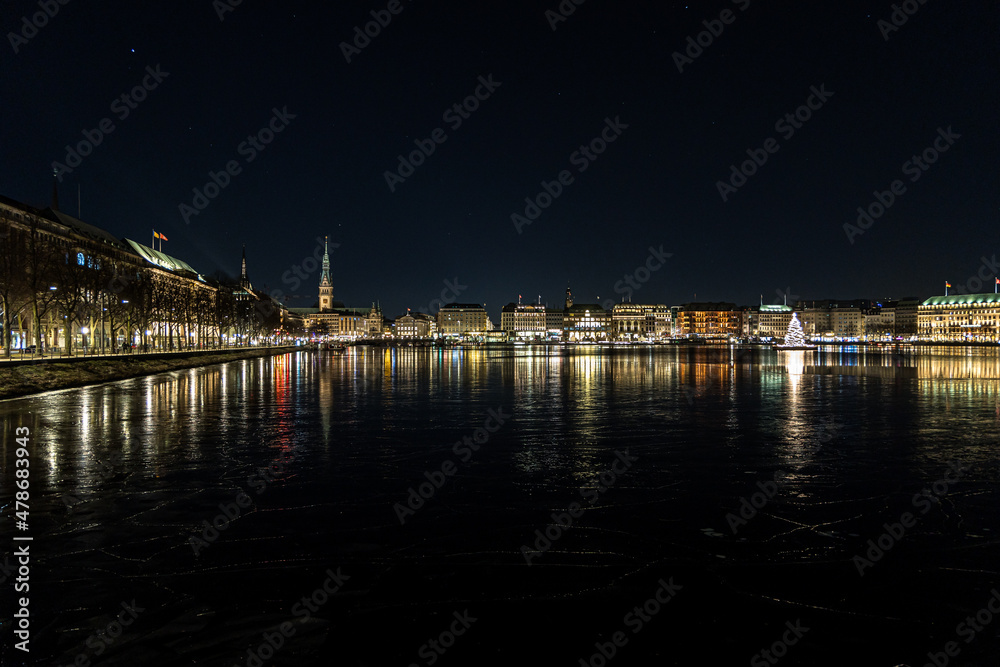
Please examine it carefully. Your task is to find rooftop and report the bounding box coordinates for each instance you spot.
[125,239,205,280]
[922,293,1000,307]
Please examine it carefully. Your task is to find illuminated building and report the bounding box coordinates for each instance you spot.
[0,192,290,352]
[318,236,334,312]
[918,294,1000,341]
[437,303,488,336]
[289,237,373,339]
[564,304,611,341]
[676,303,740,338]
[863,306,895,338]
[545,309,565,336]
[742,304,793,340]
[501,301,547,339]
[611,303,669,340]
[395,312,434,338]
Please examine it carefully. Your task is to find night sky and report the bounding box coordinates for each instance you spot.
[3,0,997,318]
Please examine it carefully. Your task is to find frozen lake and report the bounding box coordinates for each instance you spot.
[2,345,999,666]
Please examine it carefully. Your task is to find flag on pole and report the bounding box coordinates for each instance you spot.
[945,281,951,296]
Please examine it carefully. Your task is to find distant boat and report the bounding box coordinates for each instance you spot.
[327,342,347,352]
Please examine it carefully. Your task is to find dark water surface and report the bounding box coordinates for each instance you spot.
[3,346,1000,666]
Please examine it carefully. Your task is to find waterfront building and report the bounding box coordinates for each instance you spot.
[564,304,611,341]
[830,306,863,338]
[289,237,373,339]
[0,191,290,354]
[611,303,669,340]
[894,298,921,336]
[798,307,832,336]
[366,303,384,337]
[395,314,417,338]
[918,294,1000,341]
[676,303,740,338]
[437,303,488,336]
[744,304,793,340]
[501,301,547,339]
[395,311,434,338]
[545,309,565,337]
[864,305,895,338]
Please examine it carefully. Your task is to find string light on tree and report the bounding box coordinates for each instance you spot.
[776,312,814,349]
[785,312,805,346]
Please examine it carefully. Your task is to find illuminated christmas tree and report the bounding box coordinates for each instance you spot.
[784,312,806,347]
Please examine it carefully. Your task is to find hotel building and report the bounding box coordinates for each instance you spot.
[918,294,1000,341]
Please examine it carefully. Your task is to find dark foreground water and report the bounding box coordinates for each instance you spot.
[2,346,1000,666]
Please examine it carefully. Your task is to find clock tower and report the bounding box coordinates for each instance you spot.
[319,236,334,312]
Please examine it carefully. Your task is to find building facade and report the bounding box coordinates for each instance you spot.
[501,302,547,339]
[611,303,669,340]
[676,303,740,338]
[744,304,793,340]
[918,294,1000,341]
[0,193,290,355]
[437,303,488,336]
[564,304,611,341]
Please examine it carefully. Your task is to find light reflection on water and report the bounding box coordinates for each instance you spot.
[7,346,1000,494]
[3,345,1000,664]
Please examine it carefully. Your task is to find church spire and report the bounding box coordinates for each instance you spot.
[240,243,251,290]
[320,236,331,287]
[318,236,334,312]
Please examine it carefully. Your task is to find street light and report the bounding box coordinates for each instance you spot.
[81,326,89,354]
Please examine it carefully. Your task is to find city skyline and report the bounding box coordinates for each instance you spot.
[2,1,996,318]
